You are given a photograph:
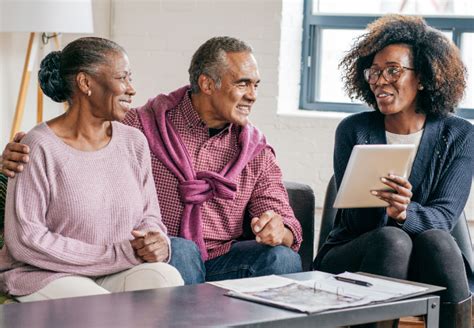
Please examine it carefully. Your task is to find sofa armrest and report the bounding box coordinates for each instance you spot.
[241,181,315,271]
[283,181,315,272]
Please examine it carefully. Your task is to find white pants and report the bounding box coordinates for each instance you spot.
[17,263,184,302]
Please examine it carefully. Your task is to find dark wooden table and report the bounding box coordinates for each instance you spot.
[0,271,441,327]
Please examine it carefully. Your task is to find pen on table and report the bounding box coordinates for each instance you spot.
[334,276,373,287]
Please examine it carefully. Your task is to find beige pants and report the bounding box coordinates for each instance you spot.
[17,263,184,302]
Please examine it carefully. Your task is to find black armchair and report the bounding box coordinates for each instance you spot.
[318,175,474,276]
[318,176,338,252]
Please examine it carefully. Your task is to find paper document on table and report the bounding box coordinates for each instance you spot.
[208,272,333,292]
[227,280,370,313]
[212,272,429,314]
[323,272,428,302]
[208,275,296,293]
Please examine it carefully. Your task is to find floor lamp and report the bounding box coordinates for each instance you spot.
[0,0,94,140]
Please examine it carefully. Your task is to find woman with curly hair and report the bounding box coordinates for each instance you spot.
[314,14,473,327]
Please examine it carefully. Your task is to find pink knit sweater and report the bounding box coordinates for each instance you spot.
[0,122,168,296]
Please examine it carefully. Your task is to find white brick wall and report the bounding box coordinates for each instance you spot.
[0,0,472,243]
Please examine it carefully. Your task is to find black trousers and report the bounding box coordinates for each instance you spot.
[318,226,470,303]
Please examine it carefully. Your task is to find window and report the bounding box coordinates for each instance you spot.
[300,0,474,118]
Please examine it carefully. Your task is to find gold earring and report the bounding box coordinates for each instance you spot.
[87,90,92,96]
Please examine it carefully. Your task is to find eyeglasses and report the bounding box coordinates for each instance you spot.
[363,66,415,85]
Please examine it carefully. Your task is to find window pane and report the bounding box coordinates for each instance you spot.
[460,33,474,109]
[316,29,365,103]
[442,31,453,39]
[313,0,474,16]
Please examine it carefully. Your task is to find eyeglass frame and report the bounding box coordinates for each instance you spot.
[363,65,415,85]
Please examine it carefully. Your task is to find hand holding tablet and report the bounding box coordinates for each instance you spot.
[333,145,416,209]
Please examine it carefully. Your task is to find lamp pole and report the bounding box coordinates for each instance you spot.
[10,32,39,140]
[9,32,64,140]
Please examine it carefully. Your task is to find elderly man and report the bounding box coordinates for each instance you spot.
[1,37,302,284]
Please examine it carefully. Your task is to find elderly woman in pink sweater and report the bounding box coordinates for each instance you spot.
[0,37,183,302]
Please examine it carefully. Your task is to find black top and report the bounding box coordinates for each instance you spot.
[315,111,474,267]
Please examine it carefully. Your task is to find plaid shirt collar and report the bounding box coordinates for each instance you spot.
[179,91,233,135]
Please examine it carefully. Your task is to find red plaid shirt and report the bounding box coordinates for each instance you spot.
[123,90,302,259]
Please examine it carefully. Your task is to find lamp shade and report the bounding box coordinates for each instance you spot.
[0,0,93,33]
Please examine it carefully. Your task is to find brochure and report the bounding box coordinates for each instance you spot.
[209,272,430,314]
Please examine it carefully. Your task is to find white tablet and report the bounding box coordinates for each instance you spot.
[333,144,416,209]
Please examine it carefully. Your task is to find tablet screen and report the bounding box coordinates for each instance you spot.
[333,144,416,208]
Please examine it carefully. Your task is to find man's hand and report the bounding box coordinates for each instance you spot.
[1,132,29,178]
[250,210,294,247]
[130,230,170,263]
[371,174,413,224]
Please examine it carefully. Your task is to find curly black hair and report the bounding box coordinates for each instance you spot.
[340,14,467,116]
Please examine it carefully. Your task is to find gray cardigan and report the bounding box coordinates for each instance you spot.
[318,111,473,261]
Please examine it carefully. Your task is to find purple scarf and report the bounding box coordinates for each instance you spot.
[137,86,268,260]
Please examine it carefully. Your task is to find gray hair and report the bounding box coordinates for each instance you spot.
[38,37,125,103]
[188,36,253,94]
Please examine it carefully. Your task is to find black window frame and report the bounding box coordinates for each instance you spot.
[300,0,474,119]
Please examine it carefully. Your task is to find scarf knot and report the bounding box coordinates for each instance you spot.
[178,171,237,204]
